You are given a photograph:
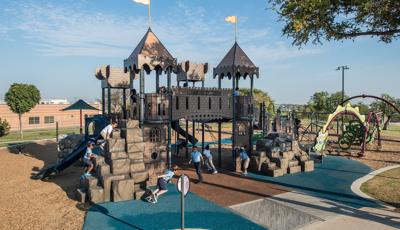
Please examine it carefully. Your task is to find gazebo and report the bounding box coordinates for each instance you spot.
[213,41,259,161]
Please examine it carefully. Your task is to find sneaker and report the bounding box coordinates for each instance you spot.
[212,171,218,174]
[242,172,248,176]
[153,194,158,203]
[85,173,92,177]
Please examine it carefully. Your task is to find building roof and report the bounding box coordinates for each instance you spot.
[213,42,259,79]
[176,61,208,82]
[124,28,177,73]
[95,65,130,88]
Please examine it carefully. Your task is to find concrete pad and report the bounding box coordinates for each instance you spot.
[109,158,130,175]
[112,179,135,202]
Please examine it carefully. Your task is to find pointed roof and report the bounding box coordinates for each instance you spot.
[124,28,176,73]
[213,42,259,79]
[61,99,99,111]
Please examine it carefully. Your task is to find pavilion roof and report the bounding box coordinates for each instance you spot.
[213,42,259,79]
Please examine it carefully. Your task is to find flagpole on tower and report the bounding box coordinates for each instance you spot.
[234,20,237,42]
[148,0,151,28]
[225,16,238,42]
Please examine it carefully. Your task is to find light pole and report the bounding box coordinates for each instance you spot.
[336,66,349,105]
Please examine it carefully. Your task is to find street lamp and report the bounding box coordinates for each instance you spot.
[336,66,349,105]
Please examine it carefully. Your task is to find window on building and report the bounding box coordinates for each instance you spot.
[149,127,161,142]
[186,97,189,110]
[197,97,201,110]
[158,103,161,116]
[44,116,54,124]
[148,103,152,116]
[29,117,40,125]
[208,97,212,109]
[162,104,166,116]
[219,97,222,110]
[176,97,179,110]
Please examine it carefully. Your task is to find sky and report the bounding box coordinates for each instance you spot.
[0,0,399,105]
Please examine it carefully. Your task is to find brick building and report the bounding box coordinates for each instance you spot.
[0,103,101,131]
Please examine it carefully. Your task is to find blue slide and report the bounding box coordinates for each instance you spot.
[32,138,88,180]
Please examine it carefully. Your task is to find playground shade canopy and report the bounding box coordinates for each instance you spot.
[61,99,99,134]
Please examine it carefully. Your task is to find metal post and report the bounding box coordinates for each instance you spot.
[107,87,111,115]
[101,88,105,115]
[140,69,145,129]
[232,74,236,167]
[201,122,205,154]
[56,121,59,143]
[122,88,127,119]
[167,68,172,168]
[249,75,254,155]
[185,119,189,159]
[176,120,179,156]
[218,76,222,168]
[156,69,160,93]
[180,175,185,230]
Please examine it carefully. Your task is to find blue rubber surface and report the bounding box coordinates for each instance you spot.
[83,184,266,230]
[247,156,379,208]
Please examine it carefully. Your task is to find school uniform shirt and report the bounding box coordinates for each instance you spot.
[191,151,202,163]
[240,151,249,161]
[203,149,212,159]
[164,170,174,182]
[84,148,93,160]
[101,124,113,137]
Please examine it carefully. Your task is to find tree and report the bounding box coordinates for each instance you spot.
[0,118,10,137]
[4,83,41,138]
[239,88,275,114]
[326,91,349,112]
[308,91,329,112]
[370,94,399,130]
[268,0,400,46]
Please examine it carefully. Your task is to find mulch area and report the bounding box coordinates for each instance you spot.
[172,155,290,207]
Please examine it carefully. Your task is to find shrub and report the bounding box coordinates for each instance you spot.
[0,118,11,137]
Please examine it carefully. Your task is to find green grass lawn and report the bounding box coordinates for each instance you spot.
[360,167,400,208]
[0,127,80,147]
[381,124,400,137]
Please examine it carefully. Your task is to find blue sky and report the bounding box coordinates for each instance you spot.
[0,0,399,104]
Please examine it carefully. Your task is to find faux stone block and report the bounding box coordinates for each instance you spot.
[127,142,145,153]
[134,189,146,200]
[272,157,289,169]
[120,120,139,129]
[267,168,284,177]
[93,156,105,168]
[301,160,314,172]
[134,182,147,191]
[288,160,299,167]
[128,151,144,161]
[81,176,98,190]
[287,165,301,174]
[106,139,126,152]
[76,188,86,203]
[109,158,130,175]
[112,179,135,202]
[105,151,128,161]
[249,156,268,172]
[131,170,149,183]
[130,162,146,172]
[267,151,280,159]
[112,130,121,139]
[96,163,110,178]
[123,128,143,140]
[281,151,295,160]
[101,174,128,202]
[235,156,242,172]
[296,155,309,162]
[89,186,104,203]
[261,162,276,174]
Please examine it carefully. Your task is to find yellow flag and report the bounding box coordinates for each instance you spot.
[133,0,149,5]
[225,16,237,24]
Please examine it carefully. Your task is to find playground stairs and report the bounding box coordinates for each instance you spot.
[77,120,149,203]
[249,140,314,177]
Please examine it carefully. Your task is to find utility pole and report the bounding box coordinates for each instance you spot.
[336,66,349,105]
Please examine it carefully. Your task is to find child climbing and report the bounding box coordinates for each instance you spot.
[240,145,250,176]
[203,145,218,174]
[147,164,178,204]
[83,141,96,177]
[189,146,203,183]
[100,120,118,141]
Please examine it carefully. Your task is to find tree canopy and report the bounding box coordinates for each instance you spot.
[268,0,400,46]
[5,83,41,138]
[307,91,349,113]
[239,88,275,113]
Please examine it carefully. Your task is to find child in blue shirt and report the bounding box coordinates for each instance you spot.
[203,145,217,174]
[189,146,203,183]
[239,146,250,176]
[83,141,96,176]
[149,164,178,204]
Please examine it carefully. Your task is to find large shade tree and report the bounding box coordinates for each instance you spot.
[239,88,275,114]
[370,94,399,130]
[5,83,41,138]
[268,0,400,46]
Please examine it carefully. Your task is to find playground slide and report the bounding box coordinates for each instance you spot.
[32,138,87,180]
[171,121,198,144]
